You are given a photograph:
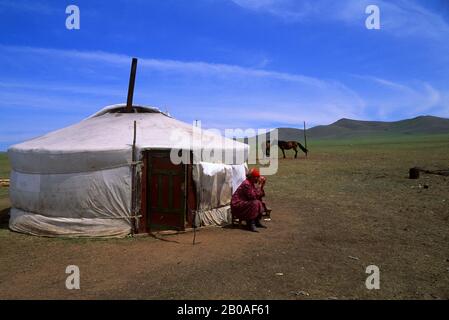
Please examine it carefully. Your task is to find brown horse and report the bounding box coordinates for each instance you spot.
[266,140,308,159]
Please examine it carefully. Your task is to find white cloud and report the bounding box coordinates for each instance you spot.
[230,0,449,40]
[0,45,328,87]
[351,75,444,119]
[352,75,415,93]
[0,44,367,123]
[1,44,446,135]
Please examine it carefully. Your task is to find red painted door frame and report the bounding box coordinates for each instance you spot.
[139,150,189,233]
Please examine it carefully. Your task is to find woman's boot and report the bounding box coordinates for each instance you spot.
[255,217,267,228]
[247,220,258,232]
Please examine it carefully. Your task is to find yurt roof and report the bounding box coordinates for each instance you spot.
[8,104,248,174]
[88,103,171,118]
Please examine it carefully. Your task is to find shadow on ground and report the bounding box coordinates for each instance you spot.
[0,207,10,229]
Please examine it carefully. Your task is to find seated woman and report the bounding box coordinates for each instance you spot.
[231,168,268,232]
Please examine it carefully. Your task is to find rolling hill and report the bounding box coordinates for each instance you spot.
[264,115,449,141]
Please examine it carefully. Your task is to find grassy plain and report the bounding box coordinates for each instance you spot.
[0,135,448,299]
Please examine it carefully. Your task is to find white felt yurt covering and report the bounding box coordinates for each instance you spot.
[8,104,248,237]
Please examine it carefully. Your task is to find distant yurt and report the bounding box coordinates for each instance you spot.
[7,103,248,237]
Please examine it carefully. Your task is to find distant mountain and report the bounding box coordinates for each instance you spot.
[263,116,449,141]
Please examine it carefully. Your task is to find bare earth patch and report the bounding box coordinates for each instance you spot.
[0,139,448,299]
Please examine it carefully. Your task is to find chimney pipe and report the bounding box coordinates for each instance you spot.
[126,58,138,112]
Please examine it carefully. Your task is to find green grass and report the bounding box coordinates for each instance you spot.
[307,133,449,148]
[1,134,449,299]
[0,152,10,201]
[1,134,448,206]
[258,133,449,163]
[0,189,8,201]
[0,152,10,178]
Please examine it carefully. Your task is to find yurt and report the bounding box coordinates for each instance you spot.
[7,103,248,237]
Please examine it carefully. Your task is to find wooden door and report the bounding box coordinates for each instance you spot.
[147,151,186,231]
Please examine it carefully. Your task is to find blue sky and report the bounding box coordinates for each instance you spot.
[1,0,449,150]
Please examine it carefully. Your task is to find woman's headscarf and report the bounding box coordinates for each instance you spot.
[248,168,260,178]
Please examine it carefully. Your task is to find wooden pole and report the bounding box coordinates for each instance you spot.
[131,120,137,234]
[303,121,308,158]
[126,58,138,113]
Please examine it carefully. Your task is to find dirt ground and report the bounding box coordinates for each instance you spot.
[0,137,448,299]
